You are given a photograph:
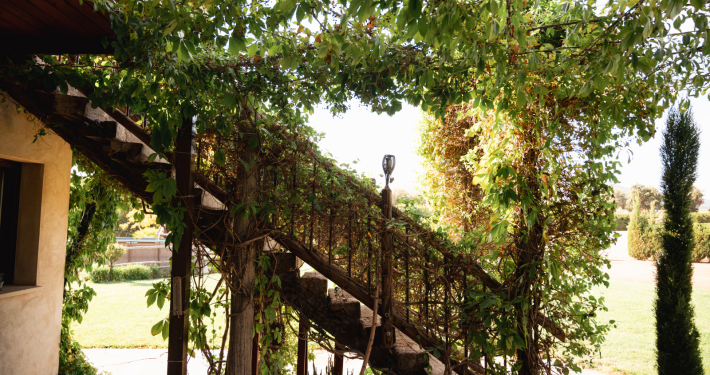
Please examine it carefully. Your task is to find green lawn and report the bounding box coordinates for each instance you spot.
[72,276,226,348]
[587,281,710,374]
[73,277,710,374]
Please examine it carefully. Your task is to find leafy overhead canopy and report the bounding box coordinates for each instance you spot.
[3,0,710,373]
[7,0,708,150]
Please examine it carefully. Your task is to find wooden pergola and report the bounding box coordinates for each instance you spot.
[1,3,567,375]
[0,2,198,374]
[0,0,114,55]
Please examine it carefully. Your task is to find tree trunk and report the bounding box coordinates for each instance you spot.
[514,145,544,375]
[226,245,255,375]
[226,123,259,375]
[64,199,97,297]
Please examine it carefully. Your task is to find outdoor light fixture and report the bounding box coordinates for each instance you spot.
[382,154,396,188]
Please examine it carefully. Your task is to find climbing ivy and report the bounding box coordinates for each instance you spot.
[3,0,709,373]
[60,151,139,374]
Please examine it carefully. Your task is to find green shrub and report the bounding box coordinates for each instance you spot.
[90,264,166,283]
[628,196,648,259]
[617,213,657,231]
[615,213,630,231]
[693,224,710,262]
[629,226,664,260]
[59,325,102,375]
[105,244,127,281]
[158,266,172,278]
[629,224,710,262]
[640,225,663,259]
[123,264,152,280]
[692,212,710,223]
[89,267,110,282]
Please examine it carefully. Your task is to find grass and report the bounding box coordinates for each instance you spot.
[72,273,710,374]
[72,276,226,348]
[72,265,325,349]
[587,280,710,374]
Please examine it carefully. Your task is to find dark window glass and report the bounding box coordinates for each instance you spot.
[0,159,21,285]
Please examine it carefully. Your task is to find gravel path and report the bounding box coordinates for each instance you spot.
[604,232,710,289]
[83,348,364,375]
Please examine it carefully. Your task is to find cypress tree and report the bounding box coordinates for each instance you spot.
[655,106,704,375]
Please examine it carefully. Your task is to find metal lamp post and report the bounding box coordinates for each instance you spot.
[382,154,395,189]
[381,154,395,349]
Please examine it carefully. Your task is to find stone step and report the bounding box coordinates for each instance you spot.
[359,304,382,342]
[300,272,328,313]
[268,267,442,375]
[393,329,430,373]
[357,304,434,374]
[126,161,172,176]
[80,120,118,140]
[105,140,143,161]
[301,272,328,295]
[267,252,299,275]
[327,288,361,322]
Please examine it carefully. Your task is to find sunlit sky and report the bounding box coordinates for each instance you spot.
[308,97,710,203]
[308,102,424,192]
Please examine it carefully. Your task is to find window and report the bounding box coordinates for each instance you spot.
[0,159,21,285]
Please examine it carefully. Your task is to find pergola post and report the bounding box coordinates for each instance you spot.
[252,332,259,373]
[296,316,309,375]
[334,342,345,375]
[167,117,195,375]
[225,118,260,375]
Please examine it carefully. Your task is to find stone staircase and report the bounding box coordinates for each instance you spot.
[269,252,445,375]
[0,83,467,374]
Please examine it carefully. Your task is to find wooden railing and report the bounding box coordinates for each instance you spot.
[193,122,491,374]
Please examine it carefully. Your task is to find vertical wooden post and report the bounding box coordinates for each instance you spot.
[347,210,353,277]
[368,238,373,292]
[463,267,468,362]
[290,160,296,237]
[405,228,409,324]
[328,177,334,264]
[424,247,430,334]
[381,187,395,349]
[334,342,344,375]
[167,117,195,375]
[252,333,259,373]
[309,163,316,249]
[226,119,260,375]
[444,267,450,370]
[296,316,309,375]
[328,208,333,264]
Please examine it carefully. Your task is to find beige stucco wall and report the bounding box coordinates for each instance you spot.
[0,98,72,375]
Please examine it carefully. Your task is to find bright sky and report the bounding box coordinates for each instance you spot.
[615,96,710,193]
[308,96,710,199]
[308,102,424,192]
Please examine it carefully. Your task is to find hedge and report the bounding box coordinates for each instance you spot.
[693,224,710,262]
[615,213,630,231]
[693,212,710,223]
[90,264,170,283]
[628,224,663,260]
[616,212,710,230]
[627,223,710,262]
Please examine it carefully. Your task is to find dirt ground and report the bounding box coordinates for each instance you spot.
[604,232,710,289]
